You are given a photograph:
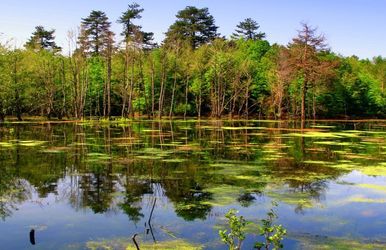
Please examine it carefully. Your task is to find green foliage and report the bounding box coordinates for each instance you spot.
[118,2,154,46]
[254,202,287,250]
[86,56,106,115]
[118,2,143,39]
[164,6,218,49]
[175,103,192,115]
[219,209,248,250]
[233,18,266,41]
[219,203,286,250]
[0,7,386,120]
[25,26,61,52]
[2,118,386,248]
[80,10,112,55]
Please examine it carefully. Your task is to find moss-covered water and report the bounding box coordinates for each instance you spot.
[1,119,386,249]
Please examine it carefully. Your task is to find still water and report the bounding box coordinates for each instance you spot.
[0,119,386,249]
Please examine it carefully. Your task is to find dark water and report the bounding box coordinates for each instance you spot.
[1,119,386,249]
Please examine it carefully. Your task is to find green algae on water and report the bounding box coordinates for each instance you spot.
[126,239,203,250]
[295,234,386,250]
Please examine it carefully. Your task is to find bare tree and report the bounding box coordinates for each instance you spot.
[288,23,336,120]
[67,29,88,119]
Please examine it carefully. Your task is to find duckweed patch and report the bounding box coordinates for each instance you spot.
[361,166,386,176]
[310,125,336,129]
[303,160,333,165]
[267,190,314,209]
[0,142,13,148]
[4,140,47,147]
[288,132,340,138]
[126,239,203,250]
[313,141,352,146]
[221,126,257,130]
[3,119,386,249]
[162,158,186,163]
[86,238,130,250]
[86,152,112,161]
[347,196,386,203]
[357,183,386,193]
[41,147,70,153]
[296,235,386,250]
[203,185,246,206]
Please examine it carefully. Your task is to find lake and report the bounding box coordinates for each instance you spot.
[0,119,386,249]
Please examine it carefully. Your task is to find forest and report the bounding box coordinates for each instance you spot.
[0,3,385,121]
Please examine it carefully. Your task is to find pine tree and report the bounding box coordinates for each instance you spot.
[232,18,265,40]
[79,11,114,117]
[25,26,61,51]
[164,6,219,49]
[118,2,143,41]
[80,10,112,55]
[118,2,155,48]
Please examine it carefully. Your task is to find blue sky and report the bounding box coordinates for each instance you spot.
[0,0,384,58]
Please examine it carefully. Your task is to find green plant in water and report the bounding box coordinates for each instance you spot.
[219,203,286,250]
[255,202,286,250]
[219,209,247,250]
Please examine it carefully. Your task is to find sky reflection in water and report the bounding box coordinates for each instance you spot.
[0,120,386,249]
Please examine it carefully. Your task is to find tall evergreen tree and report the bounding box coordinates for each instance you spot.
[164,6,219,49]
[25,26,61,51]
[232,18,266,40]
[79,11,114,117]
[118,2,155,48]
[118,3,143,41]
[80,10,112,55]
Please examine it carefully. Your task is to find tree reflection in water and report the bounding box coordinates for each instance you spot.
[0,120,360,224]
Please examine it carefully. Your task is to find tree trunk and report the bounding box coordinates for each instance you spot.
[138,55,149,118]
[103,74,107,118]
[151,61,155,117]
[13,56,22,121]
[158,73,165,119]
[122,41,129,117]
[169,71,177,118]
[158,56,166,119]
[312,90,316,120]
[198,85,202,119]
[128,56,135,117]
[245,80,249,118]
[61,59,66,119]
[15,89,22,121]
[80,62,88,119]
[184,75,189,119]
[278,91,283,120]
[301,81,307,121]
[0,101,5,122]
[106,39,112,118]
[198,74,202,119]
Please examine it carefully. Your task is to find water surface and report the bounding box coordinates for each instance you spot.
[1,119,386,249]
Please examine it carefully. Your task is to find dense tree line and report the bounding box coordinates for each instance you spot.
[0,4,385,121]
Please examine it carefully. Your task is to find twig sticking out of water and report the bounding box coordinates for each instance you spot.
[29,229,35,245]
[132,233,140,250]
[148,197,157,224]
[147,197,157,242]
[133,197,157,249]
